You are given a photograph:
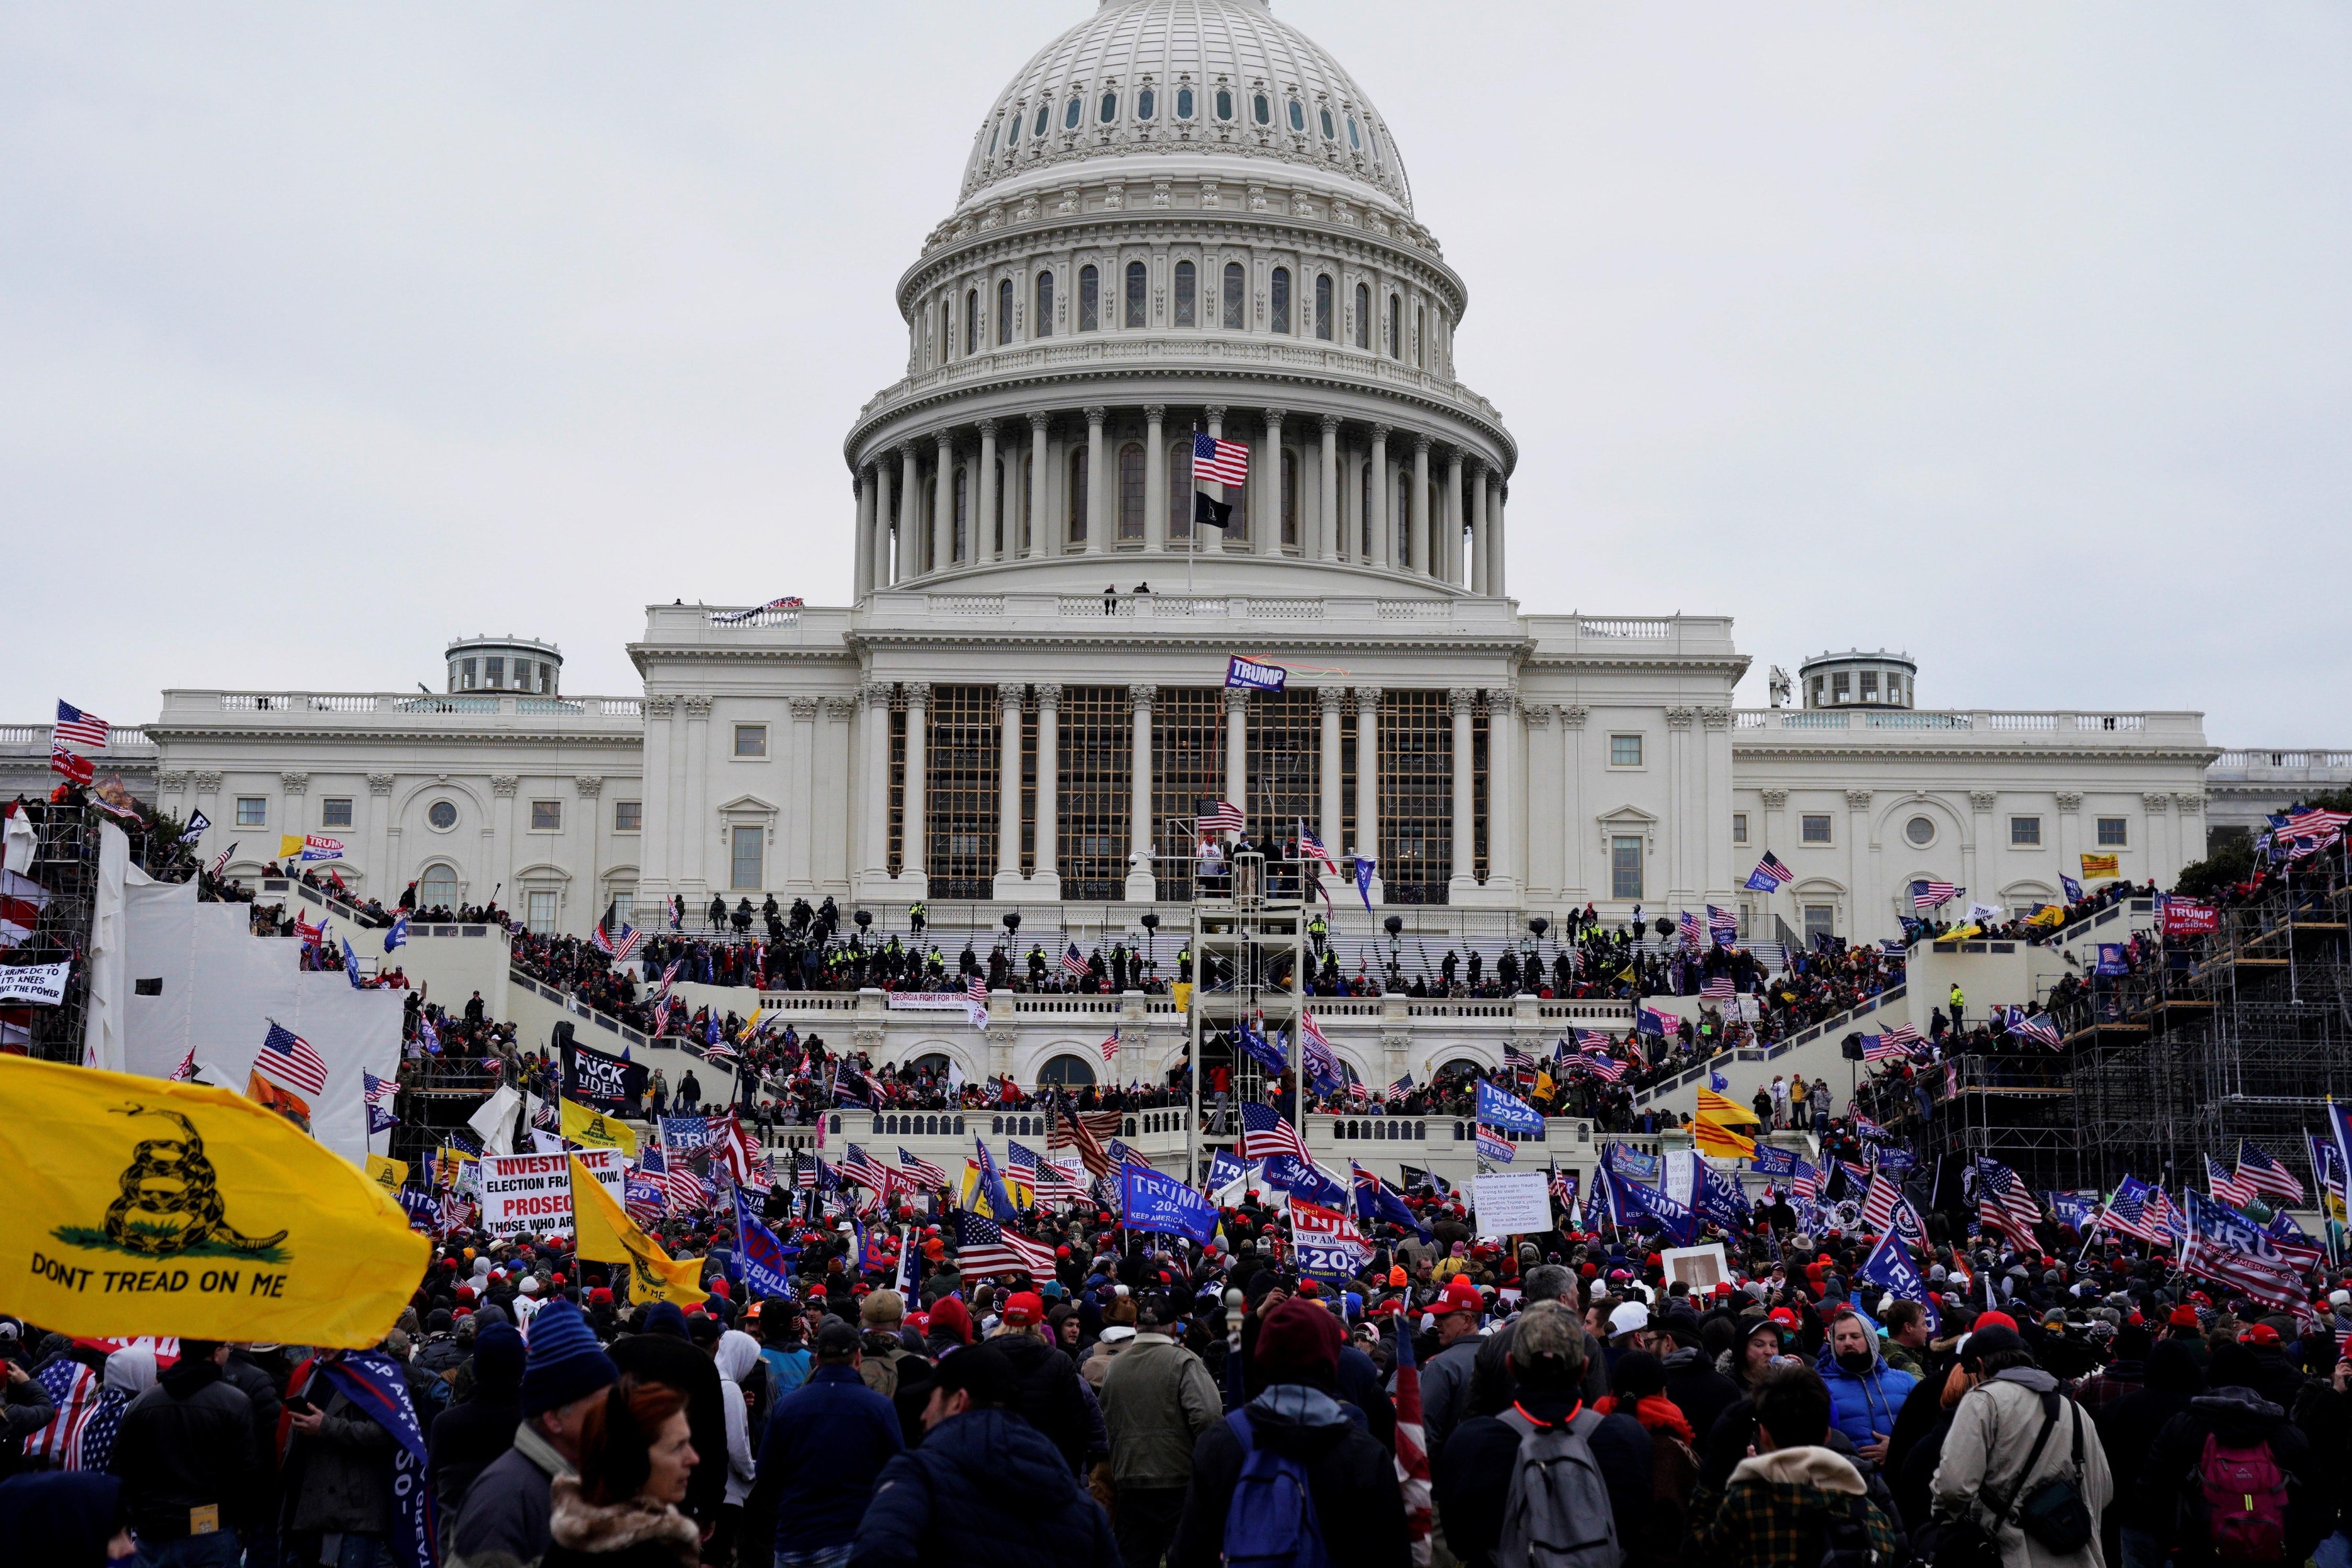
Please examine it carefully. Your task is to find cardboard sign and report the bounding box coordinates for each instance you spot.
[479,1148,623,1238]
[1473,1170,1553,1236]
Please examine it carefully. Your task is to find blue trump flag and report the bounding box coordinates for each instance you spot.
[1122,1162,1218,1244]
[1749,1144,1798,1179]
[1355,855,1377,912]
[1235,1020,1288,1076]
[733,1187,797,1300]
[1476,1079,1543,1135]
[1260,1154,1347,1207]
[383,912,408,953]
[1619,1177,1700,1246]
[1204,1148,1251,1195]
[1858,1228,1938,1332]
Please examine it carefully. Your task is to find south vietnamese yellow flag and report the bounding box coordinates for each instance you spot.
[569,1156,701,1307]
[0,1056,427,1347]
[560,1096,639,1160]
[1691,1116,1758,1160]
[1697,1087,1759,1126]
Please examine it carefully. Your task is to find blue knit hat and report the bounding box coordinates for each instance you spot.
[521,1300,618,1417]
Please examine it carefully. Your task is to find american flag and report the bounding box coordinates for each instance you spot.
[702,1035,739,1064]
[1570,1029,1615,1054]
[255,1020,329,1098]
[1880,1022,1924,1050]
[1575,1048,1625,1083]
[2094,1176,2170,1245]
[1297,821,1338,875]
[1746,851,1794,892]
[1049,1105,1122,1177]
[1192,430,1250,487]
[1198,801,1245,835]
[53,700,110,752]
[1060,942,1091,979]
[1503,1042,1536,1069]
[707,595,805,625]
[1913,881,1958,910]
[625,1166,667,1226]
[2236,1140,2304,1204]
[794,1153,821,1190]
[1344,1072,1369,1106]
[2264,1209,2326,1274]
[717,1114,768,1191]
[361,1068,398,1133]
[1389,1304,1433,1568]
[1240,1101,1312,1164]
[2181,1190,2307,1309]
[1791,1161,1819,1203]
[1974,1158,2044,1242]
[1861,1170,1902,1235]
[1861,1033,1911,1063]
[1098,1033,1120,1064]
[1700,975,1736,1001]
[2275,806,2352,849]
[1387,1074,1414,1098]
[2007,1012,2064,1050]
[951,1209,1055,1278]
[591,921,644,962]
[23,1358,103,1468]
[2206,1154,2257,1209]
[840,1143,897,1193]
[1707,905,1739,944]
[832,1064,870,1104]
[1010,1142,1090,1205]
[1678,910,1702,948]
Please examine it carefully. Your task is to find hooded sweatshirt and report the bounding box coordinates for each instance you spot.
[1171,1383,1409,1568]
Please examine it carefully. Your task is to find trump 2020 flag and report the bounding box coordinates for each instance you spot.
[1859,1228,1937,1332]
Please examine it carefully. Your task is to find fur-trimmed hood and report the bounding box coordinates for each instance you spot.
[546,1476,700,1564]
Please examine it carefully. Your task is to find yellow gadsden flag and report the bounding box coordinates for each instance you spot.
[0,1056,427,1347]
[1696,1087,1759,1126]
[560,1096,639,1160]
[568,1156,701,1307]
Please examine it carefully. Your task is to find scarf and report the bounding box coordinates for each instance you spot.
[1595,1391,1695,1444]
[293,1351,439,1568]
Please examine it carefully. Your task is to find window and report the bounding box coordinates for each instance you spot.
[614,801,642,832]
[1386,294,1401,357]
[963,288,977,355]
[1608,734,1643,768]
[733,723,767,758]
[1167,438,1193,541]
[1215,86,1233,121]
[1831,673,1850,701]
[1078,264,1099,330]
[1035,270,1053,337]
[2097,817,2128,847]
[460,657,477,690]
[531,800,562,831]
[1347,115,1361,149]
[1064,96,1081,131]
[997,278,1012,344]
[1314,273,1332,339]
[426,800,458,831]
[1175,85,1192,119]
[1803,904,1836,946]
[1281,447,1298,546]
[1173,260,1195,325]
[1136,86,1154,121]
[419,864,458,908]
[1117,442,1145,540]
[527,890,557,934]
[1037,1054,1096,1087]
[485,656,504,686]
[1287,98,1305,132]
[1124,260,1146,328]
[1253,93,1270,125]
[1034,103,1049,138]
[1099,89,1117,124]
[236,797,266,827]
[730,825,764,890]
[1611,835,1644,901]
[952,467,969,560]
[1320,107,1335,140]
[321,797,353,828]
[610,892,634,928]
[987,123,998,156]
[1270,267,1290,333]
[1732,813,1748,845]
[1905,815,1935,846]
[2011,816,2043,846]
[1354,281,1369,348]
[1221,262,1244,329]
[1860,671,1879,699]
[1067,446,1088,544]
[1006,109,1019,147]
[1801,814,1834,844]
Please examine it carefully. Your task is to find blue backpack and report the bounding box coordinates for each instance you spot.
[1222,1409,1331,1568]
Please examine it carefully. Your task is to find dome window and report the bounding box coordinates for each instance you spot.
[1034,104,1050,139]
[1320,107,1336,141]
[1008,110,1020,147]
[1136,87,1155,121]
[1346,115,1361,149]
[1287,98,1305,133]
[1035,270,1054,339]
[1221,262,1246,330]
[1270,267,1291,333]
[987,124,999,156]
[1175,86,1193,119]
[1064,96,1082,131]
[1078,264,1100,331]
[1253,93,1271,125]
[1099,90,1117,124]
[1173,260,1195,325]
[1215,87,1234,121]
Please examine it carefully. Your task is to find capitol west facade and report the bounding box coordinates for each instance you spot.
[119,0,2218,960]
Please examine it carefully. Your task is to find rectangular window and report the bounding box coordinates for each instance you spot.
[731,825,764,890]
[1860,672,1878,698]
[1380,690,1453,904]
[530,800,562,831]
[1608,734,1643,768]
[614,801,642,833]
[1732,812,1748,846]
[1610,835,1643,902]
[485,656,504,686]
[320,798,353,828]
[734,723,767,758]
[2096,816,2128,847]
[1830,672,1849,700]
[461,658,478,690]
[1801,813,1833,844]
[526,891,557,934]
[1803,904,1836,946]
[236,797,267,827]
[925,685,1002,901]
[1151,687,1225,902]
[1057,686,1132,902]
[1079,267,1099,330]
[2011,816,2043,846]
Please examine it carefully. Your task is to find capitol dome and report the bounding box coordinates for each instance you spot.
[958,0,1414,216]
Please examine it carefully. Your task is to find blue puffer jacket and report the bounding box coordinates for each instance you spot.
[850,1407,1116,1568]
[1815,1342,1918,1452]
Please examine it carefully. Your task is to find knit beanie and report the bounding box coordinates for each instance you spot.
[520,1299,618,1417]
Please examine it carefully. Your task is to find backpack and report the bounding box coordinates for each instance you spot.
[2192,1432,2289,1562]
[1222,1409,1331,1568]
[1813,1493,1886,1568]
[1496,1404,1621,1568]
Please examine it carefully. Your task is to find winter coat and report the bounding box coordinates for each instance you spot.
[284,1377,397,1536]
[106,1355,255,1542]
[1170,1383,1408,1568]
[1931,1367,2115,1568]
[988,1331,1090,1475]
[1659,1344,1743,1449]
[1416,1333,1484,1462]
[849,1406,1116,1568]
[1434,1389,1651,1568]
[2139,1385,2326,1566]
[1097,1333,1221,1490]
[448,1419,573,1568]
[1690,1445,1907,1568]
[540,1475,699,1568]
[739,1364,903,1561]
[607,1328,726,1529]
[428,1389,522,1536]
[1816,1342,1918,1454]
[2090,1339,2201,1538]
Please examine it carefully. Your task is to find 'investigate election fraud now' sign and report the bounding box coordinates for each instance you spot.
[479,1149,624,1238]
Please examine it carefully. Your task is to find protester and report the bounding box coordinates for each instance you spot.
[1097,1296,1222,1568]
[2136,1342,2323,1567]
[1929,1329,2114,1568]
[607,1301,729,1540]
[451,1300,619,1567]
[1818,1307,1917,1466]
[430,1320,526,1551]
[0,1470,135,1564]
[712,1329,764,1564]
[544,1376,701,1568]
[106,1340,253,1568]
[2091,1338,2203,1568]
[1688,1363,1905,1566]
[985,1290,1091,1475]
[742,1317,903,1568]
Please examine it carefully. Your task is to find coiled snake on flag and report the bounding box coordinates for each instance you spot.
[103,1104,289,1255]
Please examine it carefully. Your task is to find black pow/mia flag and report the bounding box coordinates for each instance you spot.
[563,1032,648,1116]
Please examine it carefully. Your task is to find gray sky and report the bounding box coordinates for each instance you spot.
[5,3,2346,742]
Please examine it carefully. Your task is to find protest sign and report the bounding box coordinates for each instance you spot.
[1473,1170,1553,1236]
[478,1148,623,1238]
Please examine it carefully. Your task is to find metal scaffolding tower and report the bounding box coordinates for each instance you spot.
[1186,851,1308,1183]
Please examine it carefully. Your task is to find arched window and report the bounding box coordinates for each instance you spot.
[1007,110,1020,148]
[1222,262,1245,329]
[1414,303,1425,366]
[1078,264,1100,331]
[1064,96,1082,131]
[1124,260,1147,328]
[987,124,998,157]
[1035,270,1054,338]
[1320,107,1336,141]
[940,299,951,360]
[993,456,1007,555]
[419,864,459,909]
[1173,260,1196,326]
[964,289,977,356]
[1354,282,1370,349]
[1396,470,1411,561]
[1359,463,1374,557]
[1067,446,1088,545]
[1176,85,1193,119]
[1168,438,1194,541]
[1253,93,1271,125]
[1033,103,1050,139]
[952,466,969,561]
[1215,86,1233,121]
[1287,98,1305,132]
[1314,273,1332,340]
[997,278,1013,344]
[1386,294,1401,358]
[1270,267,1291,333]
[1099,90,1117,124]
[1347,115,1361,149]
[1136,87,1155,121]
[1281,448,1299,547]
[1037,1054,1096,1087]
[1117,442,1146,540]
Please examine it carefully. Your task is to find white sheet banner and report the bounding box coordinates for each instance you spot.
[0,961,72,1006]
[884,992,982,1011]
[479,1148,623,1238]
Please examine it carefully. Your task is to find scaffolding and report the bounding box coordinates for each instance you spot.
[1185,850,1308,1183]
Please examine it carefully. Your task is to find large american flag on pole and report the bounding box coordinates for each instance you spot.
[2181,1190,2308,1309]
[951,1209,1055,1278]
[2206,1154,2257,1210]
[1192,431,1250,487]
[1912,881,1958,910]
[898,1148,950,1190]
[2236,1140,2305,1204]
[53,700,110,751]
[1974,1158,2044,1242]
[1197,801,1246,835]
[2093,1175,2170,1245]
[1049,1105,1123,1178]
[255,1020,330,1098]
[1239,1101,1313,1165]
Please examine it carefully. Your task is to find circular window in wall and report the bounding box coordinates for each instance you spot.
[1036,1054,1097,1087]
[1905,815,1936,847]
[427,800,458,831]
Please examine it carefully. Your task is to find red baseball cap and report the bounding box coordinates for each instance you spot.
[1001,1290,1045,1326]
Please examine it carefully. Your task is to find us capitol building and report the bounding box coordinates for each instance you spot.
[38,0,2256,959]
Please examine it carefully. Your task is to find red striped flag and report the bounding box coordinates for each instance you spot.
[1391,1311,1433,1567]
[1191,431,1250,487]
[53,701,110,751]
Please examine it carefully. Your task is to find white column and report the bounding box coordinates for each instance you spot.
[994,683,1025,898]
[860,683,892,892]
[976,420,998,564]
[1448,687,1477,899]
[1143,406,1167,553]
[1488,690,1518,895]
[1846,788,1874,940]
[1318,415,1340,563]
[898,684,930,894]
[1033,683,1062,897]
[1027,412,1050,559]
[1224,687,1249,810]
[1256,408,1284,556]
[896,445,921,581]
[1469,464,1490,596]
[1126,684,1157,901]
[1490,480,1507,598]
[1562,706,1588,901]
[1084,406,1108,555]
[1410,435,1432,577]
[932,433,953,571]
[853,470,875,601]
[639,700,674,904]
[872,464,897,591]
[787,697,817,890]
[1354,687,1383,903]
[1318,685,1344,856]
[1444,449,1466,587]
[681,697,711,898]
[1368,426,1392,570]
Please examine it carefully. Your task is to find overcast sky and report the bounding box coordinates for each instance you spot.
[5,3,2346,742]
